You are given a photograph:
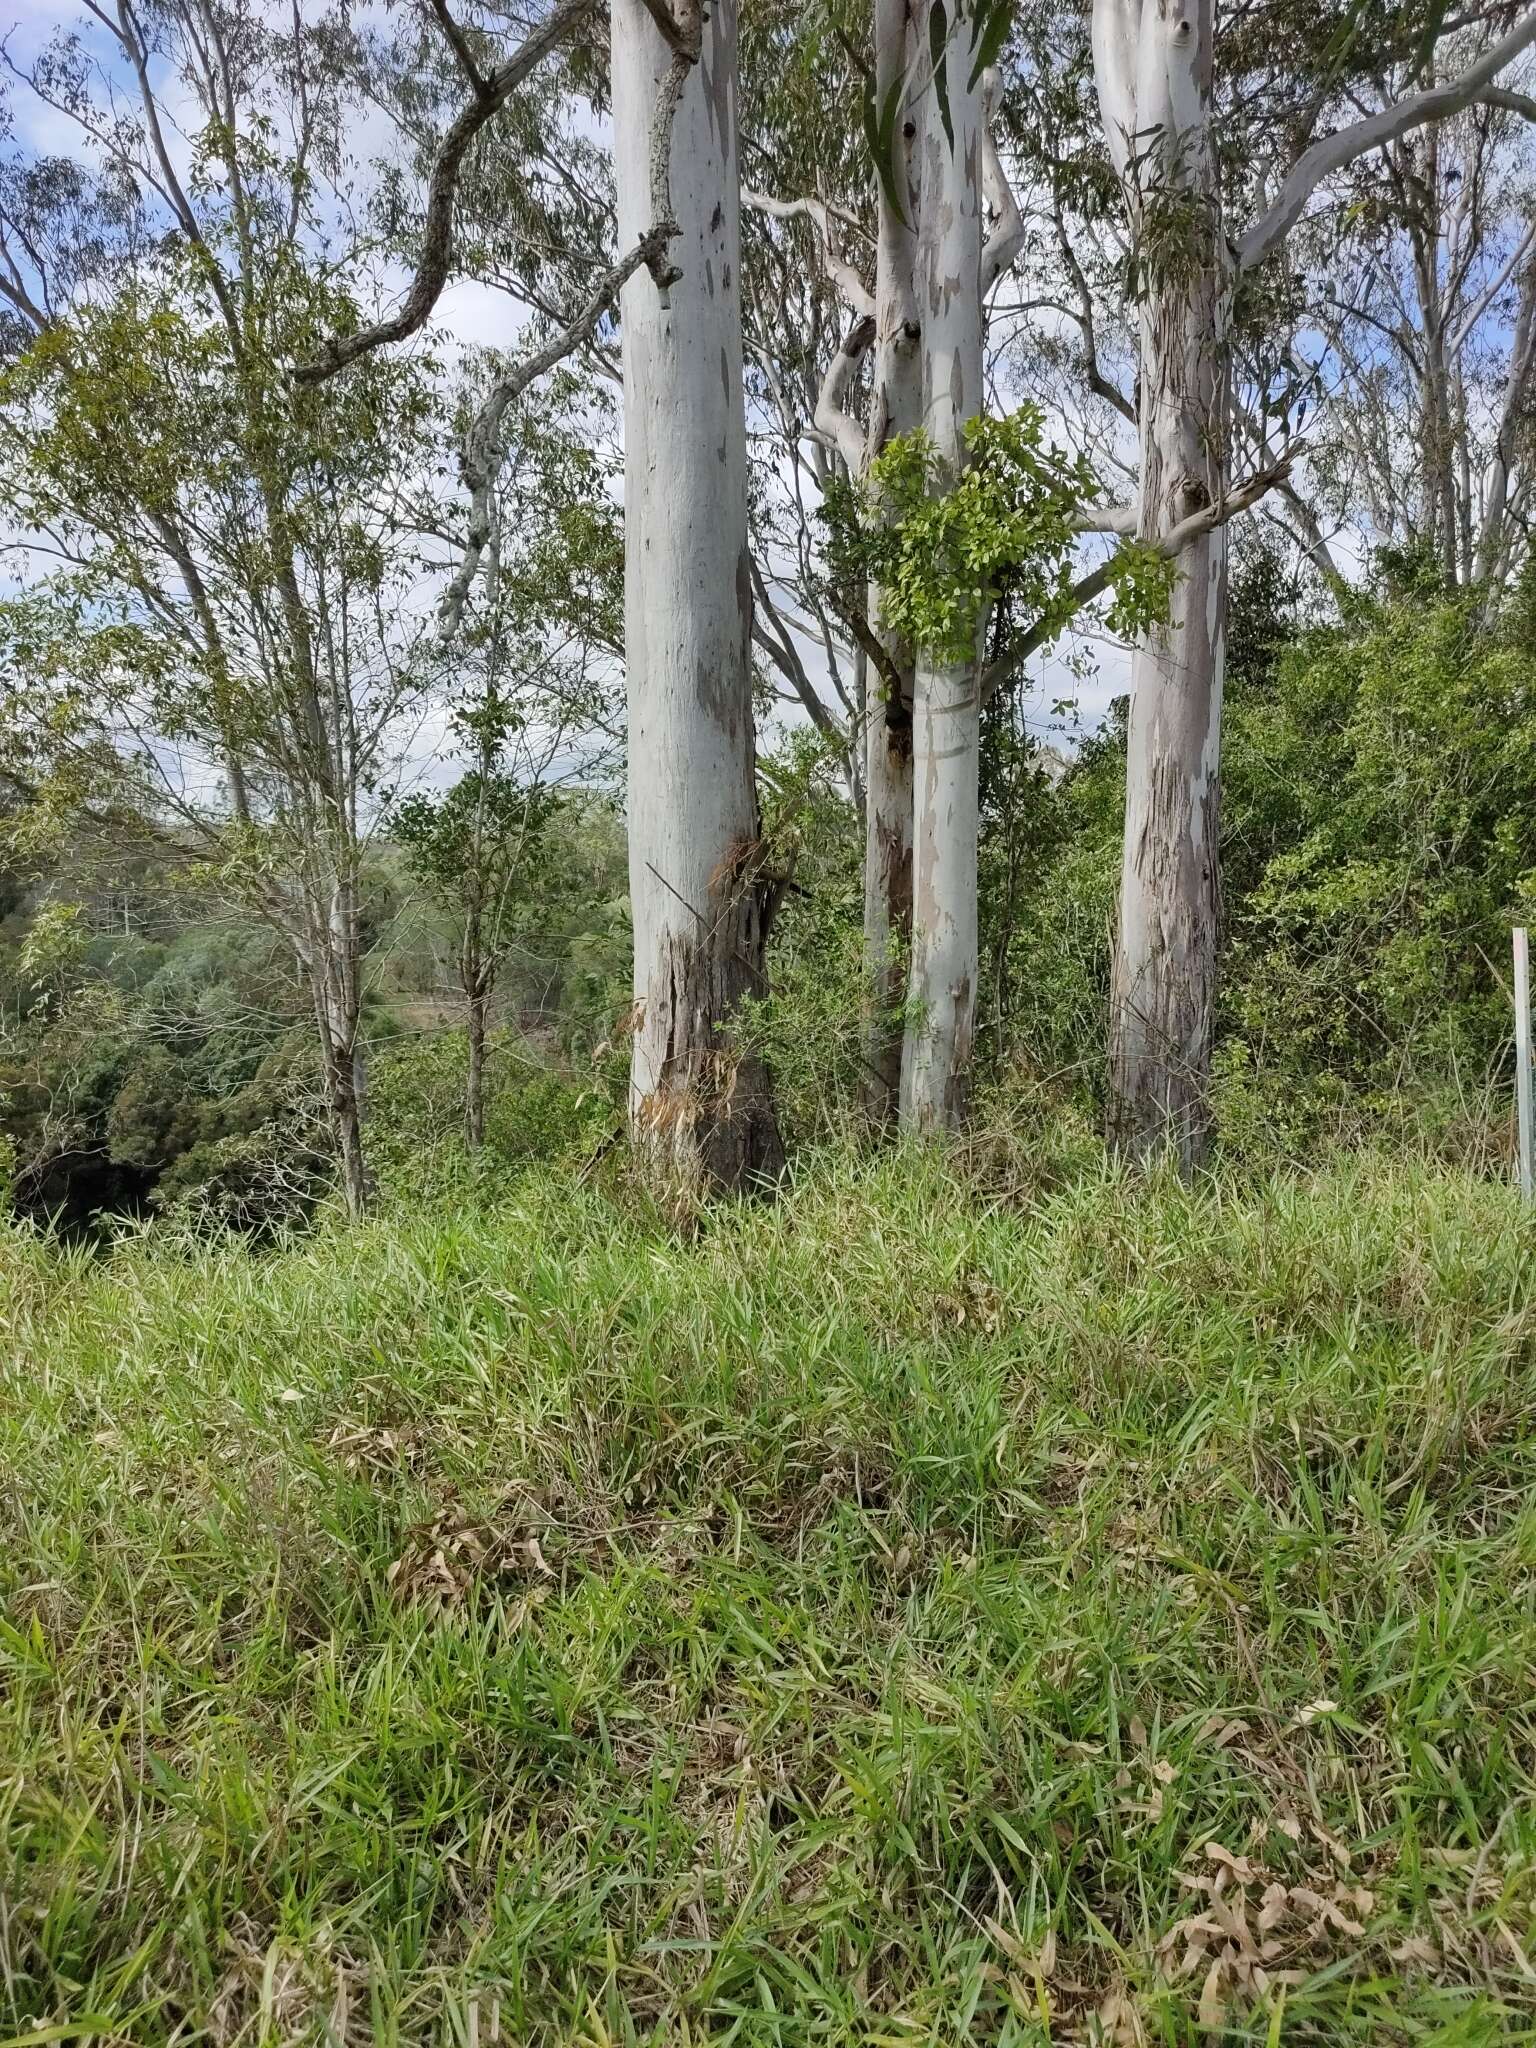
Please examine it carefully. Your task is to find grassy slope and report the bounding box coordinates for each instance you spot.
[2,1150,1535,2045]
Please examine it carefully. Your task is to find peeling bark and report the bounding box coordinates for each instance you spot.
[466,986,488,1150]
[614,0,783,1190]
[1109,520,1227,1171]
[462,903,492,1151]
[308,877,368,1216]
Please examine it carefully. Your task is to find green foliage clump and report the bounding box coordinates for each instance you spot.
[987,570,1536,1156]
[0,875,332,1233]
[1222,596,1536,1100]
[857,406,1092,663]
[825,406,1176,673]
[364,1032,617,1200]
[737,731,872,1144]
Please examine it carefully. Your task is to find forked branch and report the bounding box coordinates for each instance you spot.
[981,69,1026,293]
[981,459,1291,702]
[295,0,598,383]
[1239,9,1536,271]
[743,190,875,318]
[814,313,877,473]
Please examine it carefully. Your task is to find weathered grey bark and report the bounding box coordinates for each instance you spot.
[898,6,984,1134]
[466,984,489,1148]
[330,1051,367,1217]
[613,0,783,1189]
[462,892,491,1150]
[861,0,922,1125]
[1099,0,1228,1171]
[306,876,368,1216]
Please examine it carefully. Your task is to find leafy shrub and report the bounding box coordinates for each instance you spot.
[988,583,1536,1158]
[151,1037,333,1235]
[365,1031,616,1200]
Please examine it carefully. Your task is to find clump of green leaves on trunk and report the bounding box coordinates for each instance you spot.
[822,404,1176,666]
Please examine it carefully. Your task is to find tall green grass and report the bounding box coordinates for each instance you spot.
[2,1148,1535,2043]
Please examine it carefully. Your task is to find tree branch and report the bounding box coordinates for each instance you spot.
[1073,501,1139,536]
[294,0,597,383]
[981,559,1115,702]
[980,69,1027,294]
[1239,11,1536,272]
[1052,194,1136,424]
[743,189,876,318]
[642,0,703,302]
[814,312,876,475]
[1450,213,1536,353]
[424,0,491,93]
[748,555,843,743]
[1272,481,1353,604]
[980,461,1291,703]
[637,0,692,55]
[438,230,671,635]
[1483,83,1536,123]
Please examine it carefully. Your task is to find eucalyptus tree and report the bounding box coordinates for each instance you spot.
[893,11,990,1130]
[737,2,871,806]
[611,0,784,1187]
[0,0,445,1214]
[299,0,784,1188]
[1086,0,1536,1168]
[740,1,921,1117]
[743,0,1032,1129]
[1268,85,1536,601]
[394,688,564,1150]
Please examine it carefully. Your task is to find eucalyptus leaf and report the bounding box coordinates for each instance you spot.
[930,0,954,152]
[967,0,1013,92]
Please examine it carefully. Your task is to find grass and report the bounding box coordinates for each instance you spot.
[3,1143,1536,2043]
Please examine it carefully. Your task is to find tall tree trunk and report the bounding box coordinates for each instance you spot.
[613,0,784,1190]
[309,886,367,1217]
[1103,0,1228,1172]
[1474,255,1536,596]
[461,884,489,1149]
[1414,211,1460,584]
[329,1046,367,1218]
[898,7,984,1134]
[861,0,922,1125]
[863,682,915,1116]
[466,986,488,1150]
[463,918,490,1153]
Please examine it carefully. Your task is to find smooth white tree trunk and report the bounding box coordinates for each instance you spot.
[899,8,984,1134]
[862,0,922,1124]
[613,0,783,1188]
[1100,0,1228,1171]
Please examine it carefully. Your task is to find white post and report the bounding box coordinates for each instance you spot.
[1515,927,1533,1197]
